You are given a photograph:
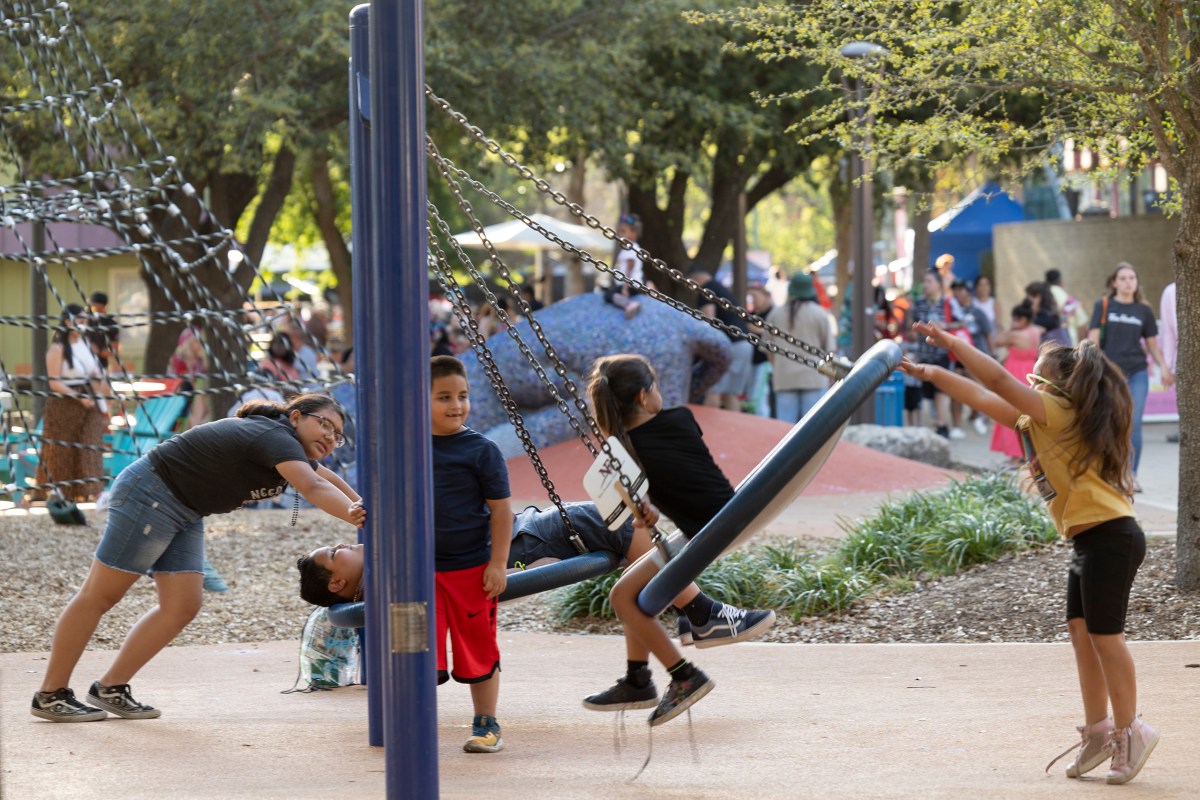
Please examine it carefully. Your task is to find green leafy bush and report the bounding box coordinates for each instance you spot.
[551,472,1057,622]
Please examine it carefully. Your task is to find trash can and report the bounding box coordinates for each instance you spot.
[873,370,904,427]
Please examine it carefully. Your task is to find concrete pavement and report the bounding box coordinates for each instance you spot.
[2,635,1198,799]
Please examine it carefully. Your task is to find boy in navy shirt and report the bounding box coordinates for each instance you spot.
[430,355,512,753]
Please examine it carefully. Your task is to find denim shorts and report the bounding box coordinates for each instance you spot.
[94,457,206,576]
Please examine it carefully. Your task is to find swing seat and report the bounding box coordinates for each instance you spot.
[327,550,622,629]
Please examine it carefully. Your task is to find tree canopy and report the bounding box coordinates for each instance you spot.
[714,0,1200,589]
[425,0,838,288]
[709,2,1196,189]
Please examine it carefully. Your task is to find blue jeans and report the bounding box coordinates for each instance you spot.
[94,457,205,575]
[1127,369,1148,475]
[775,388,827,425]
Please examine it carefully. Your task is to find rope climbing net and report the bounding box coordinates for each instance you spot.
[1,1,349,501]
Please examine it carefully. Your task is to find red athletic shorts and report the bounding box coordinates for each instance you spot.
[435,563,500,684]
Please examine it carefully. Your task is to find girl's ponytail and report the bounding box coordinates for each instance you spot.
[588,355,657,462]
[236,399,287,419]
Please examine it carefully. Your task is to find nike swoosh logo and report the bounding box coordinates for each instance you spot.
[467,611,483,618]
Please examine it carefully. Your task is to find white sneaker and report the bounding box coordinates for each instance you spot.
[1045,716,1113,778]
[948,427,967,440]
[972,416,989,436]
[1106,716,1159,784]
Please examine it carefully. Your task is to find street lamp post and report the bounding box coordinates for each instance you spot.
[841,41,887,424]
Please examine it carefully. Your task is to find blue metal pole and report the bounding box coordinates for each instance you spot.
[347,3,382,748]
[367,0,438,797]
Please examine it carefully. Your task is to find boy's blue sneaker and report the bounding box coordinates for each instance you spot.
[648,668,714,727]
[464,714,503,753]
[691,604,775,649]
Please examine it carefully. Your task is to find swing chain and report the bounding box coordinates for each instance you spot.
[429,151,654,531]
[428,138,610,446]
[426,191,600,458]
[426,221,589,555]
[425,86,852,380]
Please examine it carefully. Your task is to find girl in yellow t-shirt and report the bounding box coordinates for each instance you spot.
[900,321,1158,786]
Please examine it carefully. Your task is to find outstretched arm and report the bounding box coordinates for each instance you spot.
[316,464,361,503]
[277,460,365,526]
[900,359,1022,429]
[903,321,1047,426]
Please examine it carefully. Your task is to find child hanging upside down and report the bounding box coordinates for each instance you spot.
[299,494,773,724]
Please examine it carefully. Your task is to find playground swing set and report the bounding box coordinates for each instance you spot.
[1,5,899,797]
[327,86,901,628]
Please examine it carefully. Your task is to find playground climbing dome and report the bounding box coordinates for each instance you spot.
[0,1,348,503]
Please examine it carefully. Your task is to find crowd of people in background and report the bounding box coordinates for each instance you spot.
[421,245,1180,496]
[41,218,1162,510]
[890,256,1174,495]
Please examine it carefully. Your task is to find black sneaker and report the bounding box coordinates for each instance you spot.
[86,681,161,719]
[648,668,714,727]
[678,615,694,647]
[582,668,658,711]
[31,688,106,722]
[691,604,776,649]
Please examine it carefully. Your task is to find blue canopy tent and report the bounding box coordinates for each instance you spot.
[928,182,1025,285]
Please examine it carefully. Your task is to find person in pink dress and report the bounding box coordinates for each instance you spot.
[990,304,1043,460]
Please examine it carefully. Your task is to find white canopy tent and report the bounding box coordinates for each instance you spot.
[451,213,615,302]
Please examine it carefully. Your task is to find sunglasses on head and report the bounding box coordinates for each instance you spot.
[1026,372,1072,400]
[619,215,638,225]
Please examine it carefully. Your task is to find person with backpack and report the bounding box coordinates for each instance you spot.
[1046,269,1090,344]
[582,354,775,726]
[1087,262,1175,492]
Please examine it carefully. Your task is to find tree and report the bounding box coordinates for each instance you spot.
[425,0,838,298]
[69,0,349,373]
[717,0,1200,589]
[592,1,836,293]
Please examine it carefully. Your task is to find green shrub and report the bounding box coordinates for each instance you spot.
[550,472,1057,622]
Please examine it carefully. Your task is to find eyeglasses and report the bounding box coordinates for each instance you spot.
[1026,373,1072,400]
[302,411,346,448]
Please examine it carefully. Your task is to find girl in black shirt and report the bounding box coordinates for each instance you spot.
[581,354,775,726]
[32,393,366,724]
